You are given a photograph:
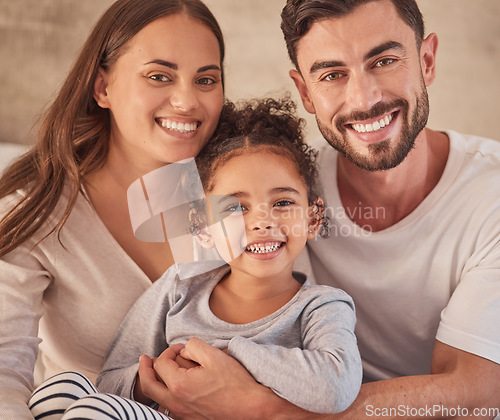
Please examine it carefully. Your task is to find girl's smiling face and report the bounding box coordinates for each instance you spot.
[207,150,317,282]
[94,13,223,172]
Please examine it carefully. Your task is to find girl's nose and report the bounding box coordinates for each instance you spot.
[252,221,273,231]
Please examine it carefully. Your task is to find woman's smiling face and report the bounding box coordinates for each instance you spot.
[94,13,224,170]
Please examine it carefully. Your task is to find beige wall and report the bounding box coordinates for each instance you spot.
[1,0,499,146]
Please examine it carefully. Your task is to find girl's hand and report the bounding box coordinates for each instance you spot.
[174,352,200,369]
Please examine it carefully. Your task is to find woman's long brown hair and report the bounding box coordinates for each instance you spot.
[0,0,225,257]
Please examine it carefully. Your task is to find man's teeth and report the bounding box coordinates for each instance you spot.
[246,242,282,254]
[352,114,393,133]
[160,120,197,133]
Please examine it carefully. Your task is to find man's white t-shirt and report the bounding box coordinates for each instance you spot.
[307,130,500,381]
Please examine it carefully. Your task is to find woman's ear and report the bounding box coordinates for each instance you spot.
[94,67,111,109]
[189,208,214,249]
[307,196,325,239]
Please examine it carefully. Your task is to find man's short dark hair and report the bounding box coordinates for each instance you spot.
[281,0,425,70]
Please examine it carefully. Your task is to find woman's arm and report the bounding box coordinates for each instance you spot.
[97,270,175,399]
[0,241,50,420]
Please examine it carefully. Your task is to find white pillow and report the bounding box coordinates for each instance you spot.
[0,143,27,173]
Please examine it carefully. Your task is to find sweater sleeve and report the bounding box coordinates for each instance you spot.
[0,241,51,420]
[97,266,179,398]
[227,288,362,414]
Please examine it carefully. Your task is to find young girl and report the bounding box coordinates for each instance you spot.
[0,0,225,417]
[29,98,361,419]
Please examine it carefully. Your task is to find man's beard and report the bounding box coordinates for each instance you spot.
[317,83,429,172]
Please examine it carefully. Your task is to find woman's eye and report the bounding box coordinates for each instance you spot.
[197,77,216,86]
[149,74,170,82]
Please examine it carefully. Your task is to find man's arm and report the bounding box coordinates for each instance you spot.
[335,341,500,419]
[139,338,500,420]
[138,338,313,420]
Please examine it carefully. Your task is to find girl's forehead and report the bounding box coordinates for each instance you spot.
[212,149,308,193]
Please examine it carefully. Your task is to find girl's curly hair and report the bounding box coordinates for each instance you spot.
[197,96,317,197]
[196,95,330,238]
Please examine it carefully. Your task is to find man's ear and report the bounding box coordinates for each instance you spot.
[289,69,315,114]
[307,196,325,239]
[189,208,214,249]
[94,67,111,109]
[420,32,438,87]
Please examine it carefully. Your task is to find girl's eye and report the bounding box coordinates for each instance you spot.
[224,203,246,213]
[274,200,294,208]
[374,58,395,67]
[149,74,170,82]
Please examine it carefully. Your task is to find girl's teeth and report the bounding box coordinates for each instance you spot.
[160,120,197,133]
[352,114,393,133]
[246,242,282,254]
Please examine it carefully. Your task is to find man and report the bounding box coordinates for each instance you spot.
[140,1,500,418]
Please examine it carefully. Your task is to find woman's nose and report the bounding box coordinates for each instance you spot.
[170,85,198,112]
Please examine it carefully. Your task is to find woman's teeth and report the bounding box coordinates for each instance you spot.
[352,114,393,133]
[246,242,283,254]
[160,120,197,133]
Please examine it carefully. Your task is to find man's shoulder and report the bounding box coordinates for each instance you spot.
[448,130,500,158]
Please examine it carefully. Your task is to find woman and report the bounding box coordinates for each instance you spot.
[0,0,225,417]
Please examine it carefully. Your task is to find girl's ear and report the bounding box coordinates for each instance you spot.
[94,67,111,109]
[189,208,214,249]
[307,196,325,239]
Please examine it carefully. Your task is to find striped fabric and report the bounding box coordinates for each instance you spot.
[28,372,170,420]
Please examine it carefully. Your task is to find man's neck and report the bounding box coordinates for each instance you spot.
[337,128,450,231]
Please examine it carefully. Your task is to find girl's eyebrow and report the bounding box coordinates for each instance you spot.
[145,59,221,73]
[271,187,300,195]
[215,187,300,203]
[216,192,247,204]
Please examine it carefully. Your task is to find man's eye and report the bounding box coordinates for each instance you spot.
[323,72,343,82]
[375,58,395,67]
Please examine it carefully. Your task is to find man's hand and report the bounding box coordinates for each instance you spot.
[138,338,282,419]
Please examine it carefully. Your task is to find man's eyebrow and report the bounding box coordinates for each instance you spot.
[145,60,221,73]
[308,41,406,75]
[364,41,406,61]
[310,60,345,75]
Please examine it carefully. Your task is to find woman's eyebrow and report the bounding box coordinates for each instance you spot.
[146,59,178,70]
[145,60,221,73]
